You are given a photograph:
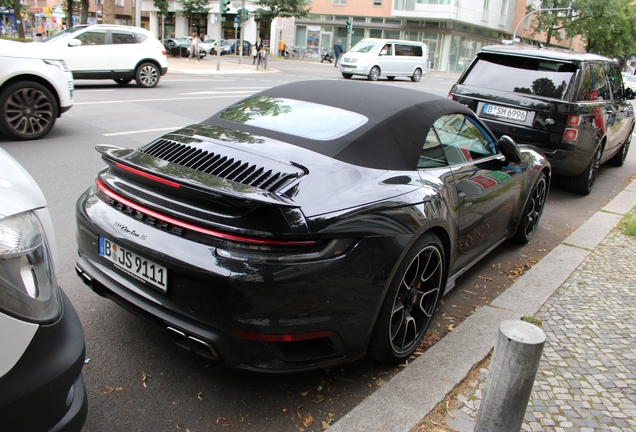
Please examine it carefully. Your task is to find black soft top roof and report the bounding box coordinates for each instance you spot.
[202,80,475,171]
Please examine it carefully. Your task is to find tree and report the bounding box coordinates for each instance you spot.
[525,0,574,46]
[80,0,90,24]
[252,0,310,22]
[0,0,25,38]
[177,0,210,32]
[154,0,169,40]
[103,0,115,24]
[529,0,636,58]
[565,0,636,58]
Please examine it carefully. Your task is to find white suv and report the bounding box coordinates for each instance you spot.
[0,147,87,431]
[0,39,74,140]
[42,24,168,88]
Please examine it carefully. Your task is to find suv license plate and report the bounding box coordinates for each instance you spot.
[483,104,528,122]
[99,236,168,292]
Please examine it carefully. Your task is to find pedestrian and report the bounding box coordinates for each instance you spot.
[253,37,263,65]
[259,45,267,69]
[187,31,200,63]
[278,38,285,58]
[333,39,344,67]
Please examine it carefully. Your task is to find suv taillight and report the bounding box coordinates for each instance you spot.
[562,115,580,142]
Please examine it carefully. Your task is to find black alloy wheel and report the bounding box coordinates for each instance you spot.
[566,145,602,195]
[609,128,632,167]
[0,81,57,140]
[368,233,445,363]
[368,66,381,81]
[411,68,423,82]
[135,63,160,88]
[512,173,547,244]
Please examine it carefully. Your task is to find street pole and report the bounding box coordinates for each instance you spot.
[238,0,245,65]
[216,4,222,71]
[346,15,352,52]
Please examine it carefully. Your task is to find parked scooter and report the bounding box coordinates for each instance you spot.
[320,46,334,63]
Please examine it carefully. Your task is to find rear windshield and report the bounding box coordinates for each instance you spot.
[219,96,368,141]
[463,53,577,100]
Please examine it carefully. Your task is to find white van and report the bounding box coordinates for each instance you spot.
[339,38,428,82]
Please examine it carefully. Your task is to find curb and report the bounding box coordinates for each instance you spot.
[327,178,636,432]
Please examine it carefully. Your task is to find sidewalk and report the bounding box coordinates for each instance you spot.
[327,179,636,432]
[166,55,278,74]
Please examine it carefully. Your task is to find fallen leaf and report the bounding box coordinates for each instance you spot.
[376,378,386,387]
[102,386,123,394]
[312,395,324,403]
[367,383,372,388]
[322,420,330,430]
[302,413,314,428]
[448,324,454,331]
[197,392,203,401]
[300,388,314,397]
[141,372,151,388]
[216,417,227,423]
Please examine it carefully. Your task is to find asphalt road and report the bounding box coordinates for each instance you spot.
[2,59,635,432]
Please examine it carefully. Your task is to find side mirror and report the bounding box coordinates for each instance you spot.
[68,39,82,47]
[625,87,635,100]
[497,135,522,164]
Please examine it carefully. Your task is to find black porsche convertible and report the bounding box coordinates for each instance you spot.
[75,80,550,372]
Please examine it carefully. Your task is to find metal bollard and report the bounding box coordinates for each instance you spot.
[474,319,546,432]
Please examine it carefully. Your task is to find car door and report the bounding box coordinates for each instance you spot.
[432,113,523,269]
[109,30,143,72]
[64,28,110,73]
[604,62,633,157]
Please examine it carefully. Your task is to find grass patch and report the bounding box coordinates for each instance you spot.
[521,316,543,326]
[619,208,636,237]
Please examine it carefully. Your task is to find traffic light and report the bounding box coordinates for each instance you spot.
[221,0,230,13]
[237,8,248,22]
[345,21,351,30]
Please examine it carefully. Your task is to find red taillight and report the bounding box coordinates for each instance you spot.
[563,128,578,141]
[563,115,580,142]
[567,115,580,127]
[235,329,336,342]
[95,178,318,247]
[447,93,455,100]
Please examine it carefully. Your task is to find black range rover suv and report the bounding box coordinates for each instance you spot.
[449,44,634,195]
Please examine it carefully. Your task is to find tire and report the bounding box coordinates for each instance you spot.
[342,73,353,79]
[368,66,381,81]
[114,78,132,85]
[368,233,445,364]
[512,173,547,244]
[564,145,602,195]
[135,62,160,88]
[387,76,395,81]
[0,81,58,140]
[411,68,422,82]
[609,129,632,167]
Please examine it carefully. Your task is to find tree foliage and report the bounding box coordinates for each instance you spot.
[154,0,169,16]
[177,0,210,17]
[529,0,636,58]
[252,0,310,22]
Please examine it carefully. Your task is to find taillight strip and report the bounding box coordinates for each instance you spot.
[95,178,317,247]
[235,329,337,342]
[116,162,181,188]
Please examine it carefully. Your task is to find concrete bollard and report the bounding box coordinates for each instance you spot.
[474,319,546,432]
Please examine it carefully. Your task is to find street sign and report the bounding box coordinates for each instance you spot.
[276,18,283,29]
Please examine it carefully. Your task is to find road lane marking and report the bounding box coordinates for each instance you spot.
[75,93,258,105]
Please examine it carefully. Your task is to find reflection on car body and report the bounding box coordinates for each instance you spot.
[75,80,550,372]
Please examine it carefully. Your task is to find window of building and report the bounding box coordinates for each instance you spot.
[373,0,382,5]
[482,0,490,21]
[499,0,508,26]
[333,0,347,5]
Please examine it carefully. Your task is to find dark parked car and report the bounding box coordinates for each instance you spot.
[75,80,550,372]
[163,37,206,59]
[449,44,634,195]
[217,39,251,56]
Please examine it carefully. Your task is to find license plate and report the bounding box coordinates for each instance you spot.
[483,104,528,122]
[99,236,168,292]
[342,68,352,72]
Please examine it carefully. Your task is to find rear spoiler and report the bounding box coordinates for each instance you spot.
[96,145,300,208]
